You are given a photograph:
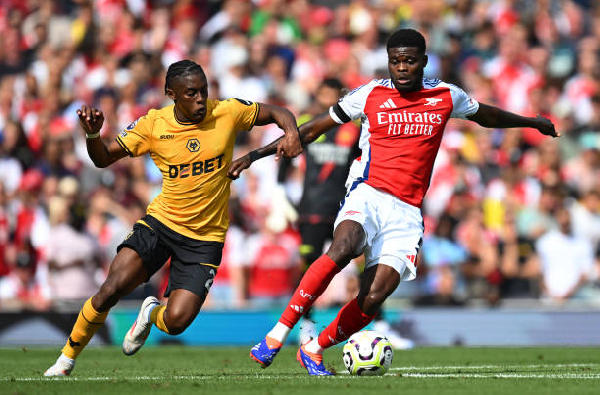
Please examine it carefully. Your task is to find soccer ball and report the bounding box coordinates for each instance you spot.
[342,330,393,376]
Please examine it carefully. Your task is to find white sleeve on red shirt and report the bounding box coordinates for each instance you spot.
[329,80,378,124]
[440,82,480,119]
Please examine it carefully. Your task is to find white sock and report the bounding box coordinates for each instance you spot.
[58,353,75,366]
[304,338,324,354]
[267,322,291,344]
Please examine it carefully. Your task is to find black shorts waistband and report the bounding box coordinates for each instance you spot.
[140,215,224,249]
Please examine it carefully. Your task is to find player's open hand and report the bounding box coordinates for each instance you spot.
[227,155,252,180]
[535,115,560,138]
[276,131,303,160]
[77,105,104,136]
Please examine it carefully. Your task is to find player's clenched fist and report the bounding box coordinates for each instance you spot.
[227,155,252,180]
[276,131,303,159]
[76,105,104,137]
[534,115,560,138]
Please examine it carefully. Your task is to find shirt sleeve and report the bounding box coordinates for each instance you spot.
[116,110,155,157]
[329,81,374,124]
[449,84,479,119]
[228,98,260,131]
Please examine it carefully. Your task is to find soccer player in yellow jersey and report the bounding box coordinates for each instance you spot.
[44,60,302,376]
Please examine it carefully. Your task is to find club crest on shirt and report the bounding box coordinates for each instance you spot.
[424,98,443,106]
[187,138,200,152]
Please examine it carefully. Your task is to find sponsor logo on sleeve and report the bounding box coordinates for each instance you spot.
[126,118,140,130]
[234,98,254,106]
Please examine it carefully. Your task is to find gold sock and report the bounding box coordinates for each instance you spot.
[61,297,109,359]
[150,305,170,334]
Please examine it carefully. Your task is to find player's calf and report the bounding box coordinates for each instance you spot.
[356,264,401,315]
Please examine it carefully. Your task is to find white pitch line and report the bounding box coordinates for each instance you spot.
[4,370,600,382]
[390,363,598,371]
[401,373,600,379]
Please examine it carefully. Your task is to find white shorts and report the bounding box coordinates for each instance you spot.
[334,181,424,281]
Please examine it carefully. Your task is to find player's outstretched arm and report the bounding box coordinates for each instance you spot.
[77,105,127,168]
[467,103,560,137]
[227,112,339,180]
[254,103,303,159]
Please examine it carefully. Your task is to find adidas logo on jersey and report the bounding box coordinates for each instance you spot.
[424,98,443,106]
[379,98,397,109]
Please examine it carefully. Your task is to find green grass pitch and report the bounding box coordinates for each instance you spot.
[1,346,599,394]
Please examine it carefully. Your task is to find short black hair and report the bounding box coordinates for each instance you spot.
[164,60,206,94]
[320,77,344,91]
[386,29,426,53]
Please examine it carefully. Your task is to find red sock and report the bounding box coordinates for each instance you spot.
[317,298,376,349]
[279,254,340,328]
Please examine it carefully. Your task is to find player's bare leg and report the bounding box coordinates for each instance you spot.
[251,221,364,368]
[45,248,148,376]
[154,288,204,335]
[298,264,400,375]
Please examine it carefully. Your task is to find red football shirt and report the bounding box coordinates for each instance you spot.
[329,78,479,208]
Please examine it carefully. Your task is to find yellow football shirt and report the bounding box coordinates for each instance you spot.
[116,99,259,242]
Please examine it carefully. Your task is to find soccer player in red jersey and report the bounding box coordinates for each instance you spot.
[229,29,559,375]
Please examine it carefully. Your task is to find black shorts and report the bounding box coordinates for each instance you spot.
[298,221,334,266]
[117,215,223,301]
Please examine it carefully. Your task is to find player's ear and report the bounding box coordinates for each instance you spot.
[166,87,176,102]
[422,54,428,68]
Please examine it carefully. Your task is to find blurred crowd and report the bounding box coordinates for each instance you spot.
[0,0,600,312]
